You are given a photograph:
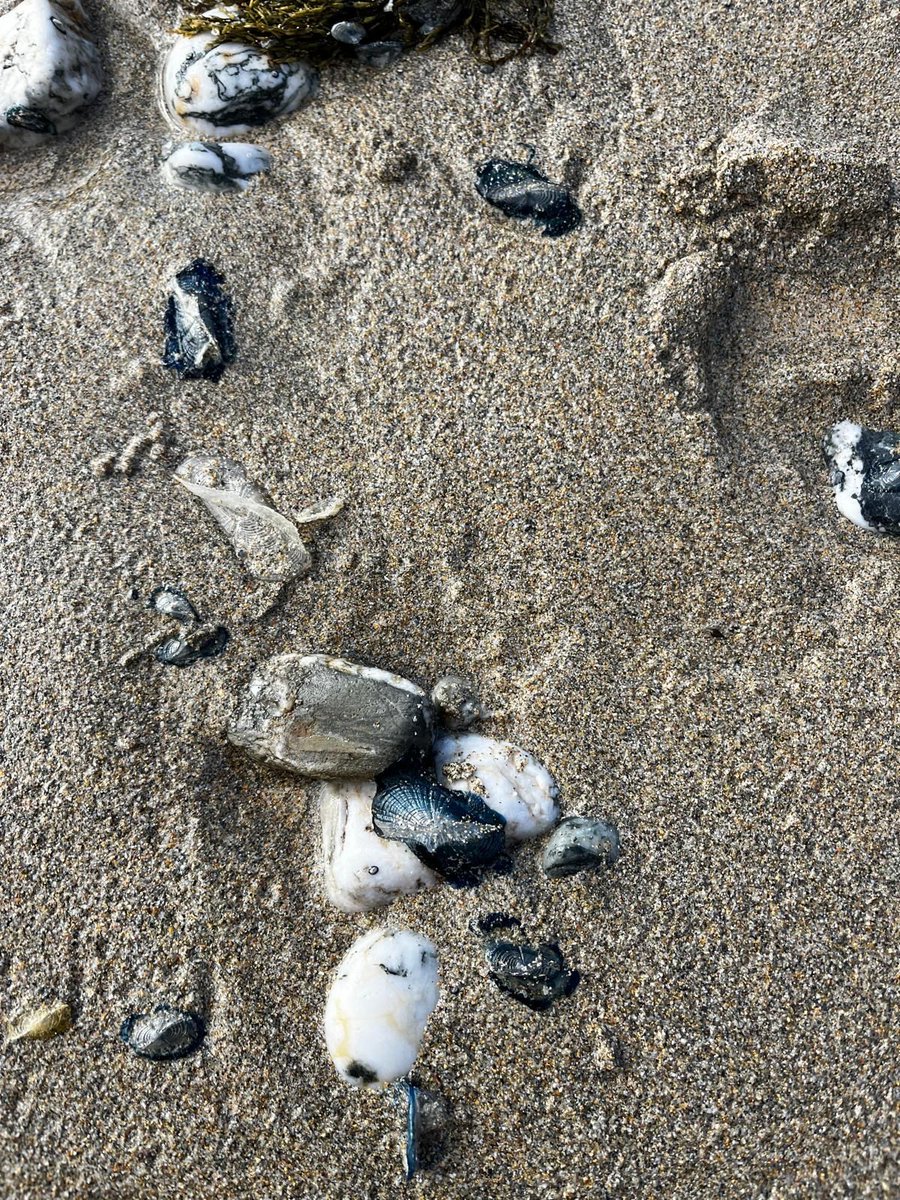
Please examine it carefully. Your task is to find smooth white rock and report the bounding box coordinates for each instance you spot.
[161,26,316,137]
[320,779,438,912]
[324,928,439,1088]
[162,140,271,193]
[433,732,559,843]
[823,420,870,531]
[0,0,102,148]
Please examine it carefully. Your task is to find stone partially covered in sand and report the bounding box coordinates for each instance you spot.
[228,654,433,780]
[0,0,102,148]
[161,26,316,137]
[324,928,439,1088]
[320,778,438,911]
[433,732,559,843]
[162,141,271,194]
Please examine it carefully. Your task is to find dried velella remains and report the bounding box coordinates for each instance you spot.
[229,653,432,779]
[120,1005,205,1061]
[433,731,559,843]
[324,927,439,1088]
[163,259,236,381]
[176,0,557,69]
[475,151,581,237]
[823,420,900,533]
[483,934,578,1011]
[390,1079,450,1181]
[162,141,272,194]
[148,584,200,625]
[175,454,343,582]
[320,778,438,912]
[155,624,230,668]
[542,815,621,879]
[4,1001,72,1044]
[372,767,507,882]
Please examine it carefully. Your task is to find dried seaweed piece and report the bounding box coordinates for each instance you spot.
[176,0,557,67]
[4,1001,73,1044]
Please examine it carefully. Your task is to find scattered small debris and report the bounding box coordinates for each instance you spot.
[90,412,165,478]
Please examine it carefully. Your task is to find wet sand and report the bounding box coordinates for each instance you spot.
[0,1,898,1196]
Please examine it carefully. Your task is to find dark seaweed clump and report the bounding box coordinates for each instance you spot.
[177,0,557,68]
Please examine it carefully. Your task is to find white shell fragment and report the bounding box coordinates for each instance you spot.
[175,454,342,582]
[324,928,439,1088]
[161,26,316,137]
[162,141,272,194]
[433,732,559,843]
[0,0,103,148]
[320,779,438,912]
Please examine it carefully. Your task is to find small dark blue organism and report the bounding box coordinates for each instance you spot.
[120,1005,205,1061]
[147,584,200,625]
[542,815,621,879]
[154,624,229,668]
[163,258,235,381]
[391,1079,449,1181]
[372,767,506,882]
[5,106,56,135]
[483,937,579,1011]
[475,149,581,238]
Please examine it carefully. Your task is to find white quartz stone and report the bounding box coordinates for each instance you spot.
[161,26,316,137]
[433,732,559,843]
[320,779,438,912]
[824,420,871,531]
[0,0,102,148]
[162,140,271,194]
[324,928,439,1088]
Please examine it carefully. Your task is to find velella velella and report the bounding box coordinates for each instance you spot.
[483,936,579,1011]
[162,141,272,194]
[371,767,507,882]
[823,420,900,533]
[475,152,581,238]
[120,1005,205,1061]
[161,26,316,137]
[542,815,621,879]
[229,654,432,779]
[324,928,439,1088]
[154,624,229,668]
[147,584,199,625]
[3,1001,72,1044]
[390,1079,450,1181]
[174,455,342,583]
[163,259,236,381]
[329,20,366,43]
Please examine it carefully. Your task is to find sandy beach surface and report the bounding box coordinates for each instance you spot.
[1,0,898,1196]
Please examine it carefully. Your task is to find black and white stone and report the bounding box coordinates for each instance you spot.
[161,140,271,194]
[0,0,102,148]
[161,26,316,137]
[823,420,900,534]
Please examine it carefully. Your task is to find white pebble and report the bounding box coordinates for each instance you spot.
[162,141,272,193]
[433,731,559,842]
[324,928,439,1088]
[320,779,438,912]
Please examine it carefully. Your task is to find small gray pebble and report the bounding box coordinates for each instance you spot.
[542,815,621,879]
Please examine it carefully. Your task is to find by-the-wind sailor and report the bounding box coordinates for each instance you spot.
[371,767,506,882]
[823,420,900,533]
[229,654,432,779]
[355,40,404,68]
[155,624,229,668]
[162,141,271,194]
[163,259,235,381]
[330,20,366,44]
[148,584,199,625]
[320,779,438,912]
[475,152,582,238]
[390,1079,449,1181]
[483,936,579,1011]
[161,25,316,137]
[433,732,559,843]
[542,815,621,879]
[4,1001,72,1044]
[0,0,103,148]
[324,928,439,1088]
[120,1005,204,1061]
[175,455,342,582]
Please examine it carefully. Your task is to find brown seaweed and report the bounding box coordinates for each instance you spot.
[176,0,557,68]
